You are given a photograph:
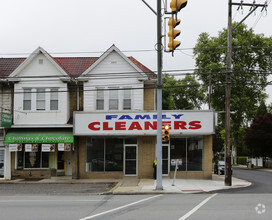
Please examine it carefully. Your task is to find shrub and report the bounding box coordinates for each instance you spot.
[237,156,248,165]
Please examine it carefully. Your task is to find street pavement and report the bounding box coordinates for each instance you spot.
[0,168,253,195]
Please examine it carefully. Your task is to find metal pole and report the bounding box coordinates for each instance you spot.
[156,0,163,190]
[225,0,232,186]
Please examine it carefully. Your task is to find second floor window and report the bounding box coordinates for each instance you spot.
[123,89,131,110]
[36,89,46,110]
[96,90,104,110]
[23,88,59,111]
[23,89,32,110]
[109,88,118,110]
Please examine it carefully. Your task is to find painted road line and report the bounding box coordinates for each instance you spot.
[79,194,162,220]
[179,193,218,220]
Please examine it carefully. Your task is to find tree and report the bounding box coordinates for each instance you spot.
[245,113,272,158]
[255,100,268,117]
[193,23,272,162]
[162,74,205,110]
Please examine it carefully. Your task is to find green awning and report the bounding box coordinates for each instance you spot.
[5,131,74,144]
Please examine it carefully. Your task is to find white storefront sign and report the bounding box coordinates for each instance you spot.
[74,111,215,136]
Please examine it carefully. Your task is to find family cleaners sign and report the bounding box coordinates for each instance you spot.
[74,111,215,136]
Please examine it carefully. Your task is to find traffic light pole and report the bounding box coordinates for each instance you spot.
[156,0,163,190]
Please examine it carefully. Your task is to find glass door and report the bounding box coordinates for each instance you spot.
[124,145,137,176]
[162,144,170,175]
[0,149,5,179]
[57,150,65,176]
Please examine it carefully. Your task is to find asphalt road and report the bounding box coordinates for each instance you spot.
[0,168,271,220]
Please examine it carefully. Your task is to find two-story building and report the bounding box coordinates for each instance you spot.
[1,45,215,180]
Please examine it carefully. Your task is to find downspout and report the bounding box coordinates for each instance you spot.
[76,81,80,179]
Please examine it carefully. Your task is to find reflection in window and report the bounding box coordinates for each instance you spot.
[123,89,131,110]
[50,89,58,110]
[23,89,31,110]
[86,137,125,172]
[96,89,104,110]
[170,137,203,171]
[109,88,118,110]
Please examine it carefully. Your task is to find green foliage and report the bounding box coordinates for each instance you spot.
[245,113,272,157]
[162,74,205,110]
[237,156,248,165]
[193,23,272,156]
[256,100,268,117]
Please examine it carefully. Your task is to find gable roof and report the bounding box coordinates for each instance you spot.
[0,46,157,80]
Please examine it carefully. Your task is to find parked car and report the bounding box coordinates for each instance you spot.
[214,160,225,175]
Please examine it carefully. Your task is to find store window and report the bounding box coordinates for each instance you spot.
[170,137,203,171]
[16,144,50,169]
[86,137,125,172]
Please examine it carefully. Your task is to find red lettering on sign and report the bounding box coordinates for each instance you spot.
[174,121,187,130]
[128,122,143,130]
[189,121,202,129]
[88,122,100,131]
[103,122,113,130]
[144,121,157,130]
[115,122,126,130]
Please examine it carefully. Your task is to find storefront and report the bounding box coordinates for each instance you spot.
[74,110,215,179]
[5,129,74,179]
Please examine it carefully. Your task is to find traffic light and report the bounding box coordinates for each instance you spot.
[168,17,181,52]
[162,124,170,142]
[170,0,188,13]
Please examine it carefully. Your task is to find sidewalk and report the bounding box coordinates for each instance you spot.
[111,174,251,194]
[0,174,251,195]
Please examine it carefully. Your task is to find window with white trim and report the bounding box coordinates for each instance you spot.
[96,89,104,110]
[50,89,58,110]
[109,88,118,110]
[22,88,59,111]
[23,89,32,110]
[36,88,46,110]
[123,89,131,110]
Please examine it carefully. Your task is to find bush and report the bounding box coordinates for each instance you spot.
[237,156,248,165]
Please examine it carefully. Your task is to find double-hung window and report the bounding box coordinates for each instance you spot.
[23,89,32,110]
[36,89,46,111]
[109,88,118,110]
[50,89,58,110]
[96,89,104,110]
[123,89,131,110]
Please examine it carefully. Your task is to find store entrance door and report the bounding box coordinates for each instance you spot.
[124,145,137,176]
[0,148,4,179]
[57,151,65,176]
[162,144,170,175]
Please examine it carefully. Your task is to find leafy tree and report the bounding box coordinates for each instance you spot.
[193,23,272,161]
[255,100,268,117]
[245,113,272,157]
[162,74,205,110]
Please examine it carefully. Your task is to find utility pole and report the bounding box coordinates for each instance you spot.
[156,0,163,190]
[225,0,267,186]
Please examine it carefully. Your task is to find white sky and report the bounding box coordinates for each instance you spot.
[1,0,272,101]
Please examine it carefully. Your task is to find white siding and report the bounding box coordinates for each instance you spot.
[13,53,70,125]
[84,51,144,111]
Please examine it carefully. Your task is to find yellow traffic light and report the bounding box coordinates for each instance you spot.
[168,17,181,52]
[170,0,188,13]
[162,124,170,142]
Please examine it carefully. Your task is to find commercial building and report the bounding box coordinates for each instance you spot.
[0,45,215,180]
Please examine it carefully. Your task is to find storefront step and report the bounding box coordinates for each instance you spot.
[51,176,72,180]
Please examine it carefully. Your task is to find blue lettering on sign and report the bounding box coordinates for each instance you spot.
[172,114,183,119]
[119,115,133,120]
[105,113,184,120]
[106,115,118,120]
[135,115,151,120]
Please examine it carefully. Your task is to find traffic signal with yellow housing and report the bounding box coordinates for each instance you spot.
[170,0,188,13]
[168,17,181,52]
[162,124,170,142]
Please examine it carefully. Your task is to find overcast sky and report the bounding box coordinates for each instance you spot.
[1,0,272,100]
